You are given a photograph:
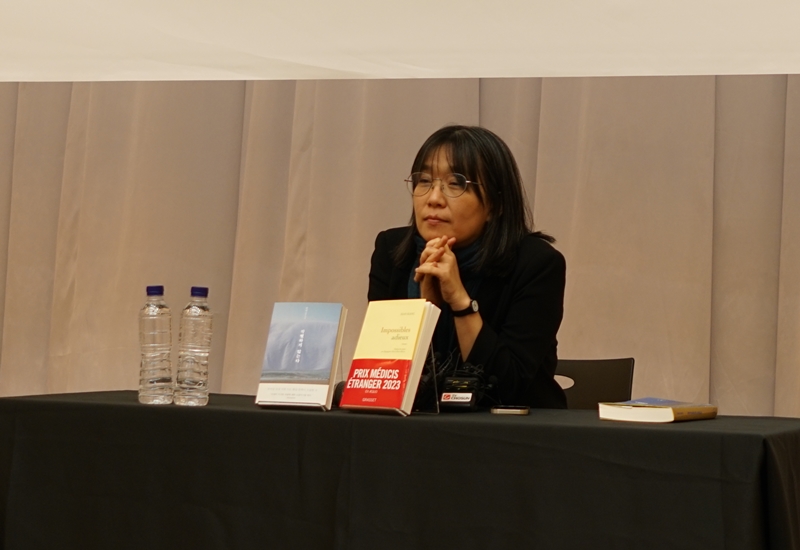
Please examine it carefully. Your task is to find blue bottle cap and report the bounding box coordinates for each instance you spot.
[146,285,164,296]
[190,286,209,298]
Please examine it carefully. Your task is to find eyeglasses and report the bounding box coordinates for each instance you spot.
[405,172,480,198]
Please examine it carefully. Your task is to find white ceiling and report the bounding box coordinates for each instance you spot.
[2,0,799,81]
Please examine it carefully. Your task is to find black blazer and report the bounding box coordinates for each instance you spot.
[368,227,567,409]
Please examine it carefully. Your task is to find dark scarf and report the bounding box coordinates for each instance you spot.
[407,235,484,364]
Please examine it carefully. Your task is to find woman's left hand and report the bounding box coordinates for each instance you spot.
[414,236,471,311]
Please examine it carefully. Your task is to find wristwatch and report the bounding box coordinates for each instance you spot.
[452,299,479,317]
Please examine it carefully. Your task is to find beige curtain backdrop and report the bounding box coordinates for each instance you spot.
[0,77,798,417]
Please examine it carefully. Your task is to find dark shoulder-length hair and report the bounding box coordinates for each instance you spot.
[392,125,553,276]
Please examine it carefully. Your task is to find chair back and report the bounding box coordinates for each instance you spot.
[554,358,635,410]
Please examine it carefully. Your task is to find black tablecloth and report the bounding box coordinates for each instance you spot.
[0,391,798,550]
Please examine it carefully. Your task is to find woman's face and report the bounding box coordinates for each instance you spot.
[413,147,490,248]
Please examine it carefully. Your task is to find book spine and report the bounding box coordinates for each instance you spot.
[673,407,718,421]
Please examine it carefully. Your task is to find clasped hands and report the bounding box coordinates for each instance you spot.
[413,236,472,311]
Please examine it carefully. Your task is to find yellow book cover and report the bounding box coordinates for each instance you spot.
[340,299,439,415]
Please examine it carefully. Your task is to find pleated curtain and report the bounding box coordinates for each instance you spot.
[0,76,798,417]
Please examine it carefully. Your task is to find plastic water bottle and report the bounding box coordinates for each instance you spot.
[174,286,212,406]
[138,285,173,405]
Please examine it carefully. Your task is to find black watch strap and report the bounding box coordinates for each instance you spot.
[452,299,479,317]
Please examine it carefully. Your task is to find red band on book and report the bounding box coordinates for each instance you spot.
[339,358,412,410]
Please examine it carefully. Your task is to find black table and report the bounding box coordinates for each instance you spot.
[0,391,798,550]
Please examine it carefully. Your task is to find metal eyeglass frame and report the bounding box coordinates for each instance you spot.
[404,172,481,198]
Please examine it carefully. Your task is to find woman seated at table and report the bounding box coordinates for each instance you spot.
[368,125,567,409]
